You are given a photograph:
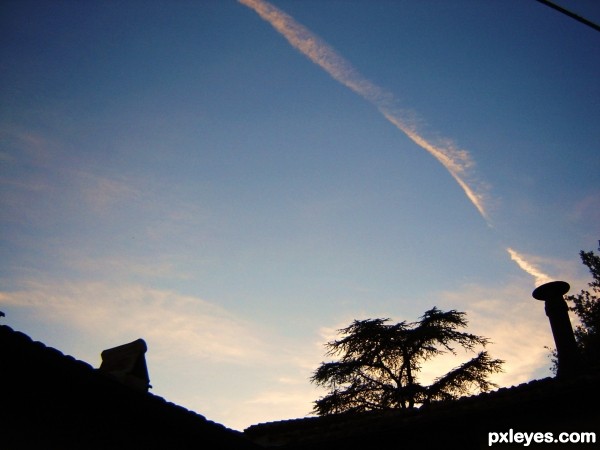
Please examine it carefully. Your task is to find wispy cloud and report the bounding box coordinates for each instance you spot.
[0,126,55,166]
[0,281,268,364]
[74,171,142,214]
[570,191,600,225]
[238,0,489,222]
[506,247,552,286]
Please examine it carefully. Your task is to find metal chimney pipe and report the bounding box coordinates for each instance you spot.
[532,281,580,379]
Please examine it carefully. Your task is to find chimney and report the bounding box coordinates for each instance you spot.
[532,281,580,379]
[99,338,151,392]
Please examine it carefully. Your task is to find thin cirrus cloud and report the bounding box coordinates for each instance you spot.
[238,0,489,222]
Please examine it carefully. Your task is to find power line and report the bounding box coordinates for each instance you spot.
[534,0,600,33]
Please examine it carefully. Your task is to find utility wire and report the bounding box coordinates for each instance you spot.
[535,0,600,33]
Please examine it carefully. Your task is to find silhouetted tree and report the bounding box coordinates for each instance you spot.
[311,307,503,415]
[550,250,600,373]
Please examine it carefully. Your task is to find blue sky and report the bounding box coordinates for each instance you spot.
[1,0,599,430]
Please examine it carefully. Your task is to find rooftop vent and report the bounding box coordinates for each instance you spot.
[532,281,581,379]
[99,339,151,392]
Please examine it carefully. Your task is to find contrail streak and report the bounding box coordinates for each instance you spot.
[238,0,489,222]
[506,248,552,286]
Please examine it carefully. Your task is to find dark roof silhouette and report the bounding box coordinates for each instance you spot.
[0,325,260,450]
[245,373,600,449]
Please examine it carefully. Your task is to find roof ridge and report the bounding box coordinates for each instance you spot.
[244,370,600,435]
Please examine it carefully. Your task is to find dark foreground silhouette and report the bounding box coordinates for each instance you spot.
[0,325,259,450]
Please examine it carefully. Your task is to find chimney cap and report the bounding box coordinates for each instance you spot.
[532,281,570,301]
[99,338,150,391]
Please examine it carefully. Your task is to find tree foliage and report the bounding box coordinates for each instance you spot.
[311,307,503,415]
[565,250,600,371]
